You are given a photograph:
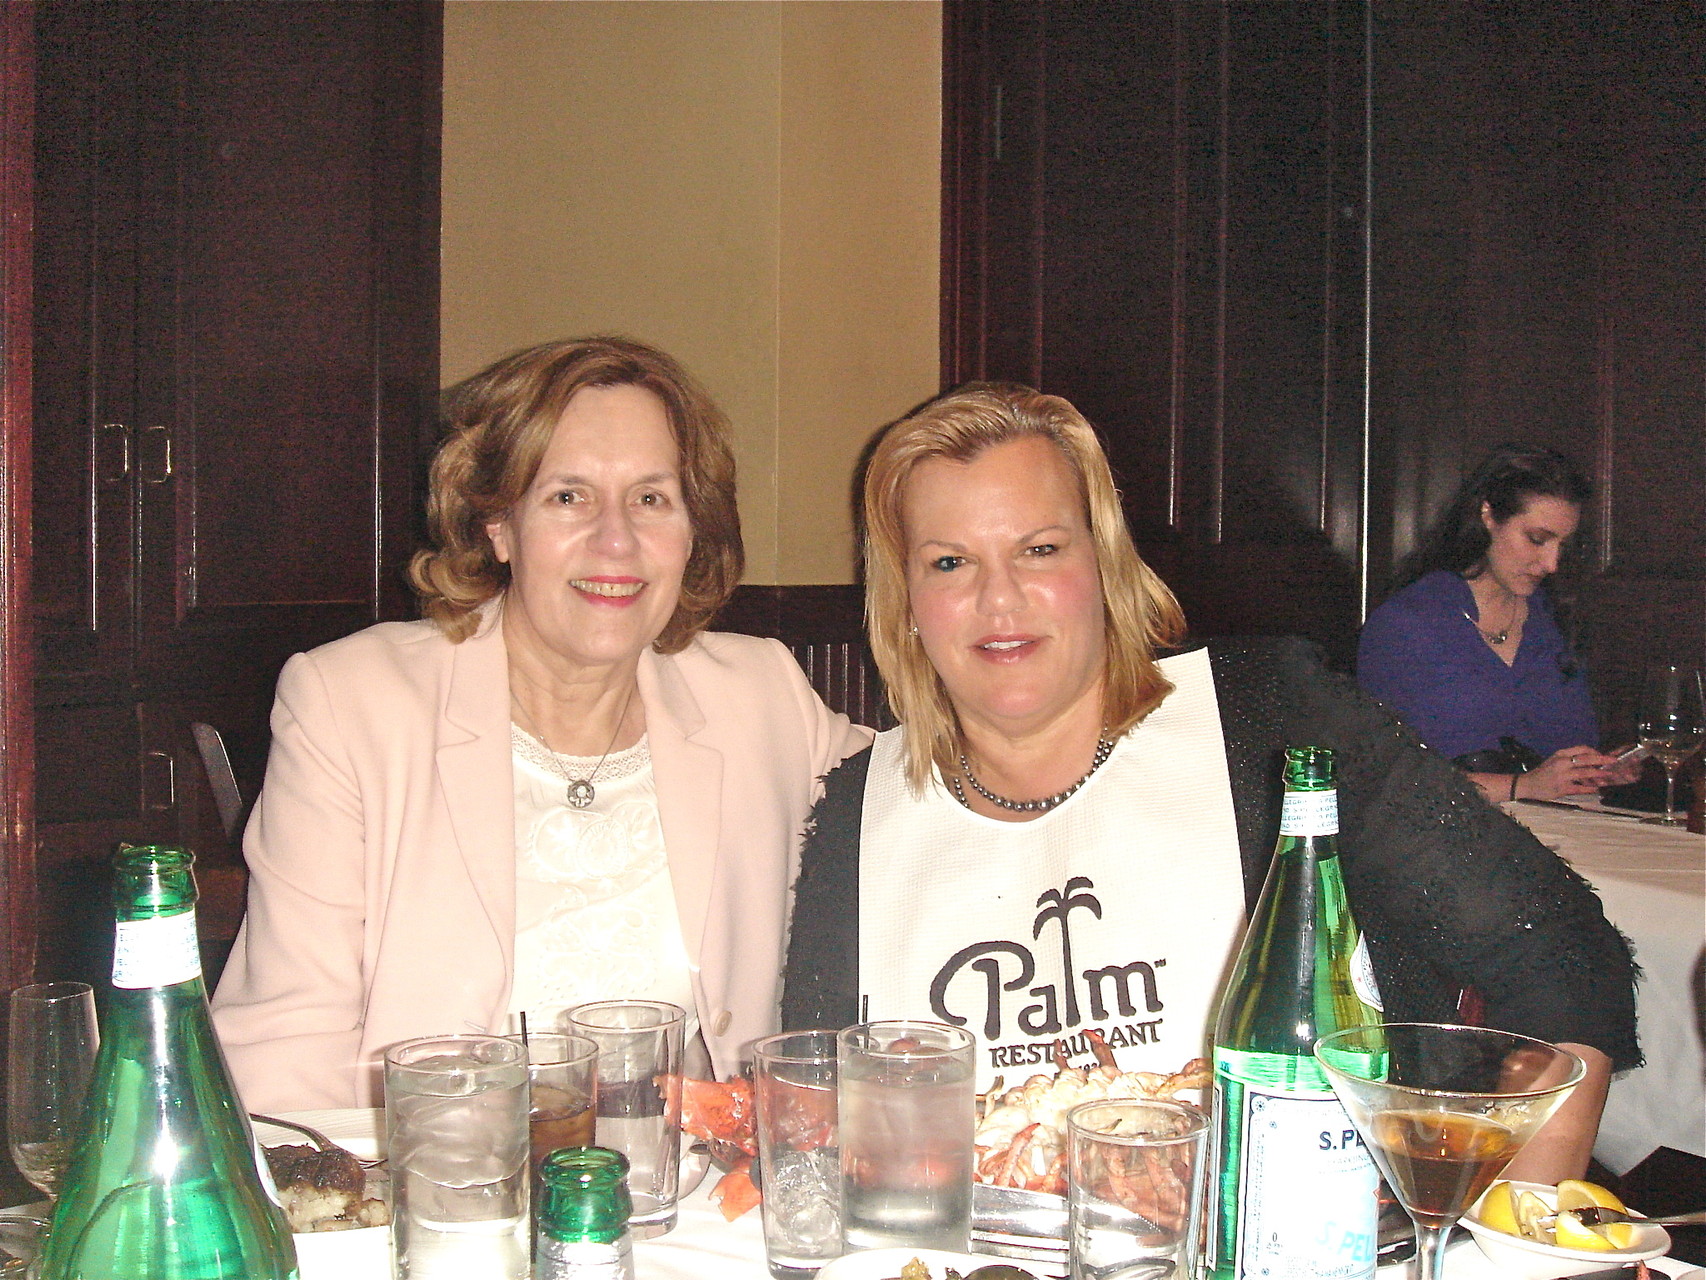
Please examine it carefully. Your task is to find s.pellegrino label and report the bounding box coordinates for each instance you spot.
[1209,747,1384,1280]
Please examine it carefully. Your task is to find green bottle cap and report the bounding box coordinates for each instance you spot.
[537,1146,632,1244]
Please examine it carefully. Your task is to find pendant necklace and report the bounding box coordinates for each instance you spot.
[1462,594,1524,647]
[512,683,636,810]
[950,735,1116,814]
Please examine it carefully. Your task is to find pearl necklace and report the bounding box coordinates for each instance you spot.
[950,736,1116,814]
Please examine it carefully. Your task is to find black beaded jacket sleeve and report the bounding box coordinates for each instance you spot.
[780,637,1640,1071]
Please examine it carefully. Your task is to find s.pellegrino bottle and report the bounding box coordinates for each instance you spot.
[40,844,299,1280]
[535,1146,636,1280]
[1209,747,1384,1280]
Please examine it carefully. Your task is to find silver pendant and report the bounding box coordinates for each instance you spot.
[566,779,596,809]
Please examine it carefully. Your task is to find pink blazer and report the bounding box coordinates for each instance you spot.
[210,607,871,1111]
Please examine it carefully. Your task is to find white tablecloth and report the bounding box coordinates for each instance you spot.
[275,1104,1695,1280]
[294,1169,1694,1280]
[1505,799,1706,1174]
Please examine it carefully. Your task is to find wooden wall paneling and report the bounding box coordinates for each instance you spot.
[1194,1,1366,660]
[2,0,36,992]
[1365,1,1483,591]
[1035,0,1178,533]
[942,0,1373,666]
[941,0,1046,387]
[712,584,894,730]
[373,0,445,617]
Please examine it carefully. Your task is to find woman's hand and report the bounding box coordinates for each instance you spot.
[1515,746,1622,800]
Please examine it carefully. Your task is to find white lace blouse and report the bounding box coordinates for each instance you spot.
[505,726,699,1040]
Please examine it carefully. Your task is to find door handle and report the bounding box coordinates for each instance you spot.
[142,749,176,813]
[97,422,130,485]
[141,424,173,484]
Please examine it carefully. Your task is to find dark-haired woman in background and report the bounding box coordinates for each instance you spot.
[1357,446,1638,804]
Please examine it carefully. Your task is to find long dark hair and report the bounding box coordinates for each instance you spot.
[1401,444,1592,584]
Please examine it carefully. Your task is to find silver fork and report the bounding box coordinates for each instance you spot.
[251,1113,386,1169]
[1549,1206,1706,1228]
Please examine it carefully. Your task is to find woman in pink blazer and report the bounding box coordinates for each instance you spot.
[211,337,871,1110]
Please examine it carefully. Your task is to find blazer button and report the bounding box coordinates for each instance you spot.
[712,1010,732,1037]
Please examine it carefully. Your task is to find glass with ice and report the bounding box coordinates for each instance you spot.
[1066,1098,1209,1280]
[385,1034,531,1280]
[837,1020,975,1253]
[754,1030,842,1278]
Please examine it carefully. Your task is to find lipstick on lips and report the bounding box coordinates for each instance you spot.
[570,576,645,604]
[973,633,1040,660]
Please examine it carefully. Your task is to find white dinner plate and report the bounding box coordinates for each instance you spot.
[259,1110,389,1280]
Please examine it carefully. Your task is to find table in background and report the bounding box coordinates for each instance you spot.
[1506,798,1706,1175]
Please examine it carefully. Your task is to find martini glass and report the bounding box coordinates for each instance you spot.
[1316,1023,1584,1280]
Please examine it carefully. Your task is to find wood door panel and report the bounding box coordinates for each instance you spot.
[31,2,138,681]
[140,2,387,646]
[34,703,138,828]
[1033,2,1178,534]
[944,0,1370,655]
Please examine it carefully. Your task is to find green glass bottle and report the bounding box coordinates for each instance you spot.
[1209,747,1384,1280]
[39,844,299,1280]
[535,1146,635,1280]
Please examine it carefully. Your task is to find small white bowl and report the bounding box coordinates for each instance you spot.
[1461,1180,1670,1280]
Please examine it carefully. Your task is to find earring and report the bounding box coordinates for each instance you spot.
[908,625,919,637]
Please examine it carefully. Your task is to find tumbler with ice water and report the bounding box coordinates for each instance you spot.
[837,1020,975,1253]
[385,1034,531,1280]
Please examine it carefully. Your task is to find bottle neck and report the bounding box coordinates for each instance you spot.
[1278,785,1338,839]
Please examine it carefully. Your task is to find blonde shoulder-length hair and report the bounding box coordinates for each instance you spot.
[863,382,1187,792]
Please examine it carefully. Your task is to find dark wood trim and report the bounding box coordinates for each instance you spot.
[1,0,36,989]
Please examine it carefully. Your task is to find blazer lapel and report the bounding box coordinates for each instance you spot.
[437,607,517,983]
[639,648,723,974]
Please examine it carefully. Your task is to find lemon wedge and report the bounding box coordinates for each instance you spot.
[1515,1190,1552,1242]
[1601,1221,1639,1249]
[1557,1179,1626,1214]
[1554,1210,1617,1251]
[1477,1182,1520,1235]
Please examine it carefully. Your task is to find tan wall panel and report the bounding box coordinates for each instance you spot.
[442,1,941,584]
[778,3,943,583]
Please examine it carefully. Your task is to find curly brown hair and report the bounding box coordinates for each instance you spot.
[409,336,743,651]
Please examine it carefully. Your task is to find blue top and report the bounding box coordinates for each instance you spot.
[1356,570,1599,760]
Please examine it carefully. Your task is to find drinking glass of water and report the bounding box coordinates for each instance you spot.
[384,1034,530,1280]
[754,1030,842,1278]
[837,1020,975,1254]
[566,999,686,1238]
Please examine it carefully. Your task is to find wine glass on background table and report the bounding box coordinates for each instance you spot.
[1637,664,1705,826]
[7,983,99,1200]
[1315,1023,1584,1280]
